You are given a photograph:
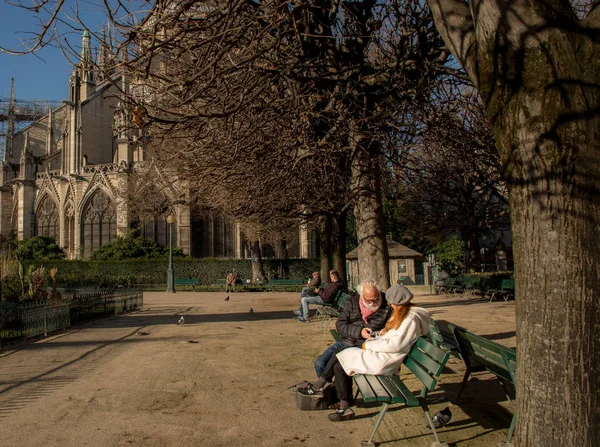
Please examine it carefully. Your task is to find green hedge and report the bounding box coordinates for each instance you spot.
[25,258,320,288]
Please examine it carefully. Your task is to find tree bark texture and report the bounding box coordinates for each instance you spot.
[350,135,390,290]
[248,240,267,285]
[429,1,600,444]
[332,212,348,289]
[319,217,334,279]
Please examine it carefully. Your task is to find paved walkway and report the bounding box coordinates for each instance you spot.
[0,290,515,447]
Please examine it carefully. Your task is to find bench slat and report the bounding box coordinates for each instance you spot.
[353,374,379,403]
[388,375,420,406]
[415,337,450,365]
[404,356,437,391]
[364,375,392,402]
[377,375,409,405]
[409,347,446,377]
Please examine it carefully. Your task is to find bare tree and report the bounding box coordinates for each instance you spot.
[389,90,508,271]
[2,1,452,290]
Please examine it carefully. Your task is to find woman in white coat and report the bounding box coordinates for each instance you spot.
[303,285,430,422]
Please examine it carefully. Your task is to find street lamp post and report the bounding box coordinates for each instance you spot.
[166,215,176,293]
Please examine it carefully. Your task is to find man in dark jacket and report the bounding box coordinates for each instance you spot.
[295,270,342,322]
[313,280,390,377]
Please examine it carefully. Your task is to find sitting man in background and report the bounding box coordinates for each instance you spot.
[225,270,237,293]
[294,270,342,322]
[313,280,391,378]
[300,271,321,298]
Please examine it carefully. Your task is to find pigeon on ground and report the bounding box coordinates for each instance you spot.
[225,296,230,301]
[427,407,452,429]
[249,308,254,314]
[177,316,185,326]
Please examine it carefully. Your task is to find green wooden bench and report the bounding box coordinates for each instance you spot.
[215,278,245,287]
[174,279,198,290]
[438,277,456,294]
[448,323,516,446]
[486,279,515,302]
[461,276,485,296]
[353,337,451,447]
[316,291,352,329]
[428,318,460,357]
[267,279,303,291]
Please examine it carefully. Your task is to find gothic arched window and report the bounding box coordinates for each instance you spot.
[142,214,176,247]
[82,189,117,257]
[35,195,59,240]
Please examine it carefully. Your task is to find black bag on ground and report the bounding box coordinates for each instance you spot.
[291,382,338,411]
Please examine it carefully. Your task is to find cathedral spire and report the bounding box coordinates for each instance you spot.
[5,78,15,161]
[79,30,96,100]
[97,26,113,82]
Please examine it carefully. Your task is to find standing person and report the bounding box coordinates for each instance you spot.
[226,270,237,293]
[294,270,342,323]
[300,285,430,422]
[313,280,391,377]
[300,272,321,298]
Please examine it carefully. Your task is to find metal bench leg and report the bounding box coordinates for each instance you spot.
[360,403,389,447]
[507,413,516,443]
[424,408,449,447]
[497,413,516,446]
[455,370,471,403]
[498,378,512,402]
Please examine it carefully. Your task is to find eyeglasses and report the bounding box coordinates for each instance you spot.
[363,296,380,304]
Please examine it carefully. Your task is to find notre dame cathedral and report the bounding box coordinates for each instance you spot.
[1,32,317,259]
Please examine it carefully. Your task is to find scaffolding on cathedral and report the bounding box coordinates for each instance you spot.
[0,79,63,160]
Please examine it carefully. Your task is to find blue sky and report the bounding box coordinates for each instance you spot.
[0,2,118,102]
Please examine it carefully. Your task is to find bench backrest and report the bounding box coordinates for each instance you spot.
[443,277,456,287]
[335,292,352,310]
[501,279,515,291]
[501,348,517,385]
[428,318,446,349]
[270,279,302,285]
[404,337,450,394]
[448,323,514,384]
[428,318,458,351]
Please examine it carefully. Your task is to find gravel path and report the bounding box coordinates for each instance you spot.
[0,290,515,447]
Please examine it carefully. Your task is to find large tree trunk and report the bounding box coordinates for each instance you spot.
[429,2,600,444]
[332,211,348,289]
[319,217,333,279]
[350,136,390,289]
[247,240,267,285]
[503,96,600,447]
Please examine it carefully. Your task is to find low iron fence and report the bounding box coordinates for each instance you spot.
[0,289,143,348]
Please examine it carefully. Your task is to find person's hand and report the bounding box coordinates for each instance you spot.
[361,328,373,339]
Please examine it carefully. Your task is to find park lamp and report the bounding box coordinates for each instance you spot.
[166,214,176,293]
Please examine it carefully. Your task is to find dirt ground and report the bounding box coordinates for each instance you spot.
[0,289,515,447]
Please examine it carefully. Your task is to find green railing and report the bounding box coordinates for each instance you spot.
[0,289,143,347]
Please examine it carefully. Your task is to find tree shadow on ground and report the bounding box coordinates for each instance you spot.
[347,366,515,446]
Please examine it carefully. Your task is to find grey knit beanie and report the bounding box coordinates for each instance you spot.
[385,285,414,305]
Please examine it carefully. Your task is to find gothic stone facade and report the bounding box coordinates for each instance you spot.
[1,32,316,260]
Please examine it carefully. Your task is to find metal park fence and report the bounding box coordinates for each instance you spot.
[0,289,143,348]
